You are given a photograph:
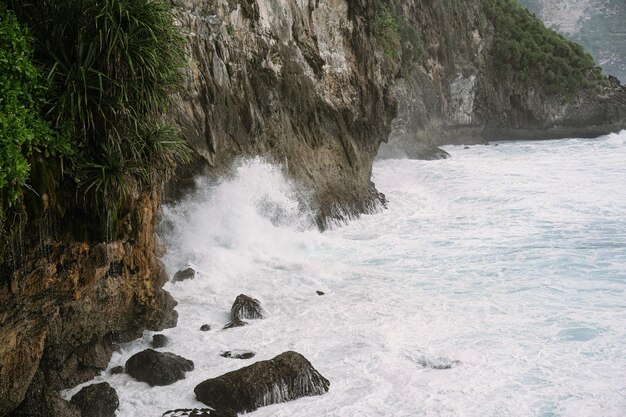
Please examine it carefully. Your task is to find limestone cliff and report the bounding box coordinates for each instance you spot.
[381,0,626,159]
[169,0,397,222]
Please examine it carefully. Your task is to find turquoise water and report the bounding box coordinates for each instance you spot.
[64,131,626,416]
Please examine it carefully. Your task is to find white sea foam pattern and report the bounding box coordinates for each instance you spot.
[62,132,626,416]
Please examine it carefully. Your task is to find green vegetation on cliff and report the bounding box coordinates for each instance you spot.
[1,0,189,256]
[374,0,423,75]
[0,5,72,249]
[483,0,606,95]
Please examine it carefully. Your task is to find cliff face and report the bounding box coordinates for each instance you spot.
[0,190,177,416]
[2,1,625,415]
[0,1,396,414]
[381,0,626,159]
[170,0,397,222]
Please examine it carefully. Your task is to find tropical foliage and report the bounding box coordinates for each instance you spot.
[1,0,190,250]
[483,0,606,94]
[0,4,71,251]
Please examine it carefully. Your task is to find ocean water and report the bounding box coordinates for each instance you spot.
[62,131,626,416]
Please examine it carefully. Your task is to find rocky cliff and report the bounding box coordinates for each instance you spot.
[170,0,397,223]
[380,0,626,158]
[0,190,177,416]
[2,1,625,415]
[0,1,396,415]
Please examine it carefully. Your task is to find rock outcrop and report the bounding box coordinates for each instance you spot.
[173,267,196,282]
[126,349,194,386]
[230,294,264,320]
[170,0,397,224]
[0,191,177,416]
[382,0,626,158]
[70,382,119,417]
[194,351,329,413]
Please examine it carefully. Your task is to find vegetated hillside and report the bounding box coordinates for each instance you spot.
[380,0,626,159]
[519,0,626,83]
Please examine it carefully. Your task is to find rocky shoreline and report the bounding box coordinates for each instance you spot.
[62,287,330,417]
[2,1,626,416]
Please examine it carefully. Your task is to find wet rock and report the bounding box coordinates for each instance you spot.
[70,382,119,417]
[153,334,168,348]
[416,356,461,370]
[110,366,125,375]
[464,146,470,149]
[173,268,196,282]
[200,324,211,331]
[125,349,194,386]
[194,351,329,413]
[231,294,264,320]
[220,350,256,360]
[316,290,325,296]
[8,370,82,417]
[222,319,248,330]
[162,408,237,417]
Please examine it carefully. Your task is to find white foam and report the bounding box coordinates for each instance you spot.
[62,135,626,416]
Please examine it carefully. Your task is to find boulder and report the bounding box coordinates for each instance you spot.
[316,290,325,296]
[200,324,211,331]
[70,382,119,417]
[231,294,264,320]
[110,366,125,375]
[153,334,169,348]
[162,408,237,417]
[173,268,196,282]
[125,349,194,386]
[220,350,256,360]
[194,351,329,413]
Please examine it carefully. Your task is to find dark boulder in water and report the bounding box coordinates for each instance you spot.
[220,350,256,360]
[173,268,196,282]
[200,324,211,331]
[316,290,325,296]
[110,366,125,375]
[162,408,237,417]
[126,349,194,386]
[231,294,264,320]
[152,334,169,348]
[194,351,329,413]
[70,382,119,417]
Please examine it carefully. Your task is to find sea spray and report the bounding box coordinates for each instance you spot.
[62,132,626,417]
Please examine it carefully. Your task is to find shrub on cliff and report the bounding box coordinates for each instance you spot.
[0,4,71,257]
[6,0,190,240]
[483,0,606,96]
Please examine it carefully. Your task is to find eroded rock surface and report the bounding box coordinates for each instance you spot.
[231,294,263,320]
[70,382,119,417]
[220,350,256,360]
[0,191,177,416]
[194,351,329,413]
[173,267,196,282]
[170,0,397,225]
[126,349,194,386]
